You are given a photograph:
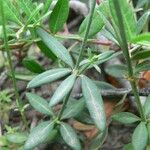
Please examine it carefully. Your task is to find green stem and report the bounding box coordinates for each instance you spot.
[74,0,97,69]
[57,0,96,120]
[57,90,72,120]
[0,34,111,51]
[0,1,28,128]
[112,0,146,121]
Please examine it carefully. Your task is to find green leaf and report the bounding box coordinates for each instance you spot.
[136,0,149,8]
[36,27,74,68]
[94,81,116,90]
[24,121,54,150]
[42,0,52,14]
[89,128,108,150]
[1,0,22,25]
[131,33,150,45]
[100,28,118,45]
[136,11,150,34]
[17,0,36,20]
[79,1,109,37]
[146,146,150,150]
[98,51,115,60]
[37,41,56,61]
[75,109,94,125]
[105,64,127,78]
[132,122,148,150]
[61,99,85,120]
[112,112,140,124]
[26,93,53,116]
[109,0,137,41]
[134,60,150,74]
[132,50,150,61]
[27,68,71,88]
[60,122,81,150]
[25,3,43,25]
[96,51,122,65]
[9,72,36,81]
[49,74,76,106]
[45,129,58,143]
[123,143,134,150]
[22,58,45,73]
[36,10,52,24]
[81,75,106,131]
[147,122,150,144]
[144,95,150,116]
[49,0,69,33]
[6,133,27,144]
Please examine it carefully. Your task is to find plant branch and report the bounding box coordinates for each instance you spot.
[0,0,28,128]
[57,90,72,120]
[0,34,112,51]
[74,0,97,69]
[112,0,146,121]
[57,0,97,120]
[74,87,150,99]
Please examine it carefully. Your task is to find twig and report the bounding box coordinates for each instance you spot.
[75,0,97,69]
[57,0,97,121]
[0,0,28,128]
[0,35,112,51]
[73,88,150,99]
[106,0,146,121]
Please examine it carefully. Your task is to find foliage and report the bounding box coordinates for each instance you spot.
[0,0,150,149]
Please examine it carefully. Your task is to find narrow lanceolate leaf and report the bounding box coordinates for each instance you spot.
[79,1,109,37]
[96,51,122,65]
[134,60,150,74]
[49,0,69,33]
[26,93,53,116]
[49,74,76,107]
[44,129,58,143]
[123,143,134,150]
[36,28,74,68]
[43,0,53,14]
[109,0,137,41]
[17,0,35,19]
[24,121,54,150]
[94,81,116,90]
[132,122,148,150]
[27,68,71,88]
[136,11,150,34]
[6,133,27,144]
[75,109,94,125]
[144,95,150,116]
[105,64,127,78]
[131,33,150,46]
[132,50,150,61]
[22,58,45,73]
[147,122,150,144]
[25,3,43,25]
[136,0,149,8]
[112,112,140,124]
[37,41,56,61]
[60,122,81,150]
[2,0,22,25]
[10,72,36,81]
[61,99,85,120]
[98,51,115,60]
[81,75,106,131]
